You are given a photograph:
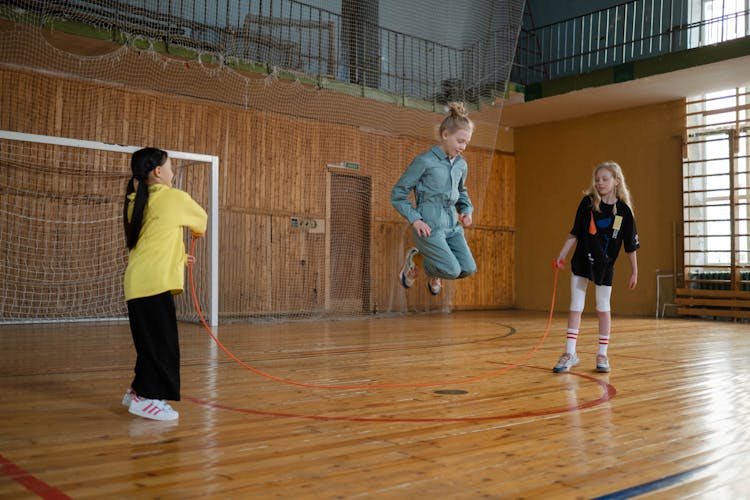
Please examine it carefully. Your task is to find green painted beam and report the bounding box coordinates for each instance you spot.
[524,36,750,101]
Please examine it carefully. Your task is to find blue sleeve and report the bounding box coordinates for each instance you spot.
[391,156,426,224]
[455,170,473,215]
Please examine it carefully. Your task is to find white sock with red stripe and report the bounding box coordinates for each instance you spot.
[565,328,579,354]
[598,333,610,356]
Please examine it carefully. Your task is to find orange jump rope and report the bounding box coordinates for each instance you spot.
[188,238,561,390]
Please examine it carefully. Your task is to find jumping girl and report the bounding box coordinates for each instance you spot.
[391,102,477,296]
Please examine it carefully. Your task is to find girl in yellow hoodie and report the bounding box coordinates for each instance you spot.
[121,147,207,421]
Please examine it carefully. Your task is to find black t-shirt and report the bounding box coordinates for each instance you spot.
[570,195,639,286]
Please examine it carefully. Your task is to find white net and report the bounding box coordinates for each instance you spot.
[0,0,525,322]
[0,133,215,324]
[0,138,129,322]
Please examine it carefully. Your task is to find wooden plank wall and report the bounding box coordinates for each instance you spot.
[0,65,515,317]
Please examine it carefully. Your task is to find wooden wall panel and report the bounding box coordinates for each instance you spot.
[222,110,262,212]
[1,65,516,316]
[270,215,325,315]
[453,228,515,308]
[474,152,515,228]
[220,210,272,317]
[370,221,417,312]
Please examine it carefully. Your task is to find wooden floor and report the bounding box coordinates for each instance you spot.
[1,311,750,499]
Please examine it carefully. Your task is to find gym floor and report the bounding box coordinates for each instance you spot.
[1,311,748,498]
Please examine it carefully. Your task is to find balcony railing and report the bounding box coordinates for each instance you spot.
[3,0,524,105]
[512,0,750,86]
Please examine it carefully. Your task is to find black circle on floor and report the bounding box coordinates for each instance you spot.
[434,389,468,395]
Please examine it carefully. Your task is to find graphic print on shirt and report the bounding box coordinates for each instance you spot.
[596,215,613,254]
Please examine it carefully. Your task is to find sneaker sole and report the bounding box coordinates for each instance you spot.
[400,272,413,288]
[552,362,580,373]
[596,366,611,373]
[129,406,179,421]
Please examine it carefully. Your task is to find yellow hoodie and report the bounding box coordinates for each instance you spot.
[124,184,208,301]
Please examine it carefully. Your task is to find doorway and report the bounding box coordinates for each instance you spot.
[326,171,372,313]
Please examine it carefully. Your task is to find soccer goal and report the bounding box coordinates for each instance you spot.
[0,130,219,326]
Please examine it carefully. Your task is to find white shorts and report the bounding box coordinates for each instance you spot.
[570,274,612,312]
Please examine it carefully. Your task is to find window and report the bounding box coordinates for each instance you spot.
[688,0,750,47]
[684,87,750,290]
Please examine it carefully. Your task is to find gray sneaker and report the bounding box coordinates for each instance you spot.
[596,354,611,373]
[552,352,579,373]
[399,247,419,288]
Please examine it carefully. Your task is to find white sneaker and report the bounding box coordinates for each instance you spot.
[121,387,136,407]
[129,396,179,421]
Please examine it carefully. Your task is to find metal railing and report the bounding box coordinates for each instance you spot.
[4,0,524,104]
[512,0,750,85]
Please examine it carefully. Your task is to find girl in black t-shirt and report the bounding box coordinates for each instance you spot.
[552,161,639,373]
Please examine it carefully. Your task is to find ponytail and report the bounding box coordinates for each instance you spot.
[439,102,474,136]
[123,148,168,249]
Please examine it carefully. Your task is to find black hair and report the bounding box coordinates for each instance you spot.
[123,147,168,249]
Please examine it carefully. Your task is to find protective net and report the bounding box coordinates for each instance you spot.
[0,134,215,324]
[0,0,525,323]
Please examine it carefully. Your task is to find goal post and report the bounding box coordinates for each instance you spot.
[0,130,219,326]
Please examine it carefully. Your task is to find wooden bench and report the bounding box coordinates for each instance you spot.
[675,288,750,319]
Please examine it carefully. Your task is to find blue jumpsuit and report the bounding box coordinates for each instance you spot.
[391,145,477,280]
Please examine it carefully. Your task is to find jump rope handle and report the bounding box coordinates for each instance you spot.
[552,258,565,270]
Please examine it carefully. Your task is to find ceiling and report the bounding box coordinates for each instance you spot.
[499,53,750,128]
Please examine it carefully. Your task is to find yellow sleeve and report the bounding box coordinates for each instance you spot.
[175,189,208,235]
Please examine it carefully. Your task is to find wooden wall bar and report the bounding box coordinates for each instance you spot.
[0,61,515,317]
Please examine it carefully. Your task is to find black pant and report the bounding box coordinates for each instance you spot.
[127,291,180,401]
